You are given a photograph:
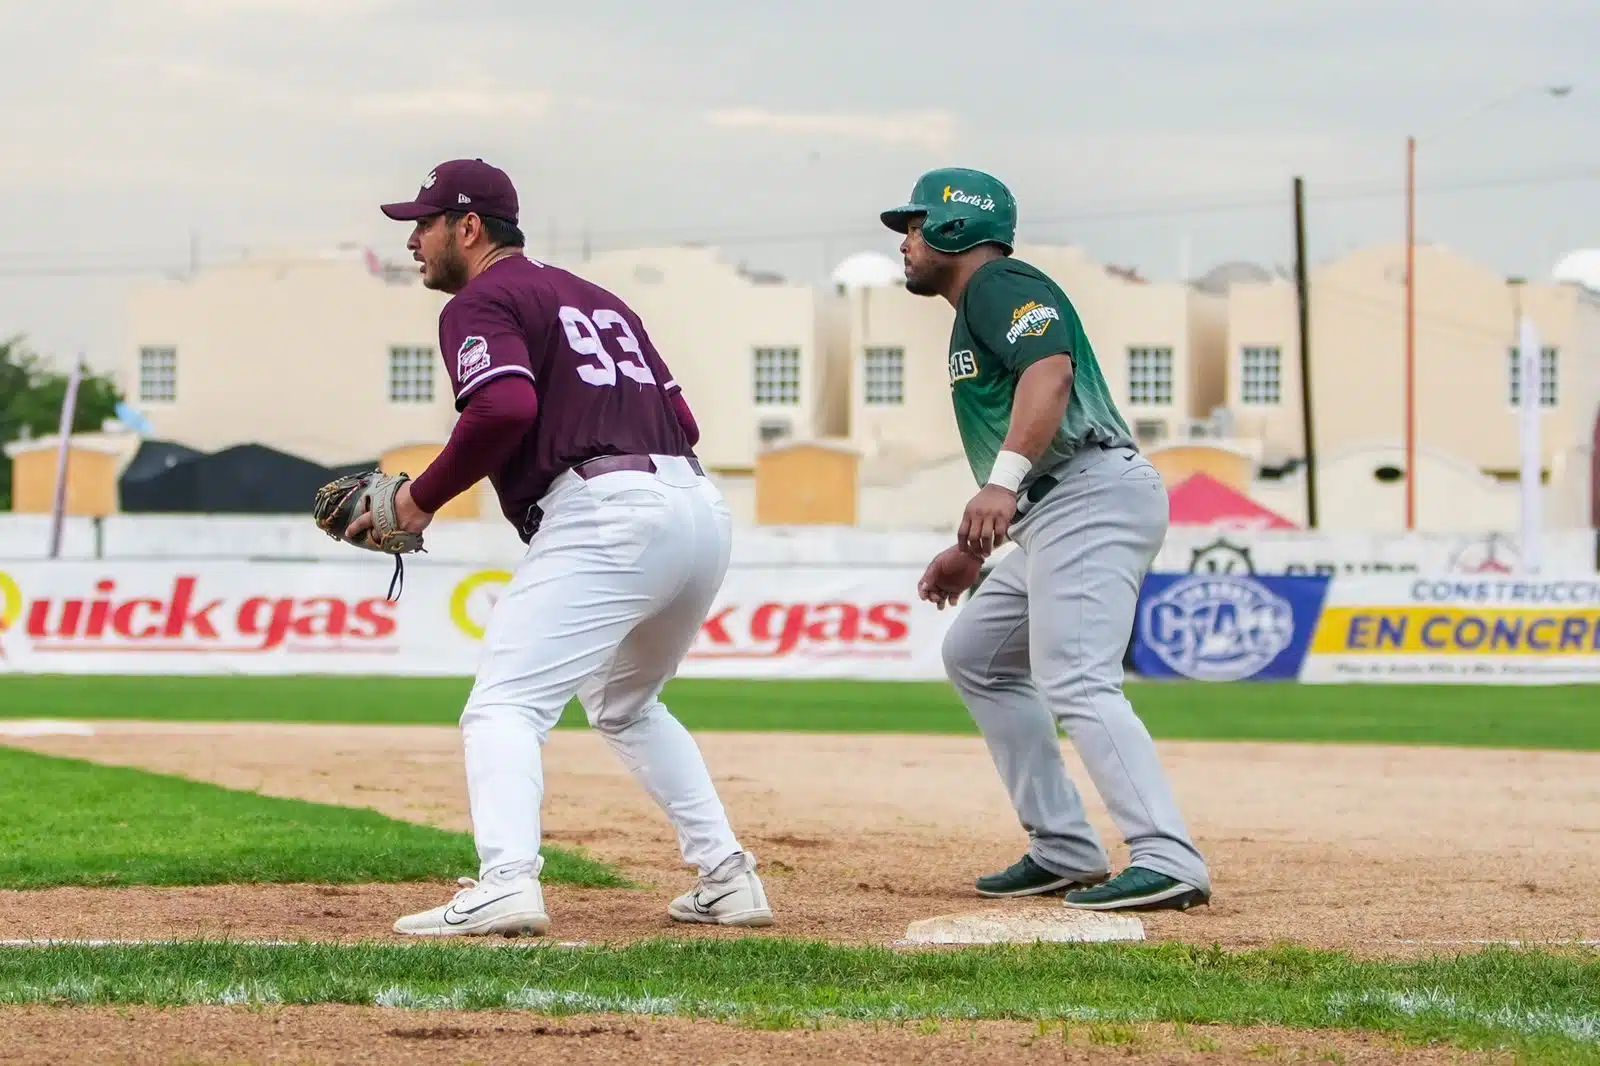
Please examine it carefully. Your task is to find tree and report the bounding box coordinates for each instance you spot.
[0,335,125,511]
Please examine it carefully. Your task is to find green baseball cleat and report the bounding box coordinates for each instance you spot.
[975,854,1107,898]
[1062,866,1209,912]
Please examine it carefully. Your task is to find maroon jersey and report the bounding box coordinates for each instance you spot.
[437,255,693,533]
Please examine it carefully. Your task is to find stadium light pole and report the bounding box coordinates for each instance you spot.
[1403,83,1571,532]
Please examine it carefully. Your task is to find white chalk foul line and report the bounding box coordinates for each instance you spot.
[1368,939,1600,948]
[0,720,96,738]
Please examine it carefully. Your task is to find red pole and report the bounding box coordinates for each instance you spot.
[1404,136,1417,532]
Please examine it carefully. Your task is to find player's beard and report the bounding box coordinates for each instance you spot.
[427,233,471,293]
[904,258,949,297]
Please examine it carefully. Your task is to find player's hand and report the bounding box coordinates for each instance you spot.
[345,481,433,543]
[958,485,1017,558]
[918,546,983,610]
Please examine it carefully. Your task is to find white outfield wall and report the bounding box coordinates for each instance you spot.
[0,515,1594,574]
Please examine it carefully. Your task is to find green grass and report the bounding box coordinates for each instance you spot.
[0,747,627,890]
[0,941,1595,1062]
[2,676,1599,752]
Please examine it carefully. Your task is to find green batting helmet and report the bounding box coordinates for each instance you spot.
[880,167,1017,255]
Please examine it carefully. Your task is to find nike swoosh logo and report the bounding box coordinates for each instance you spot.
[442,890,521,925]
[693,889,738,914]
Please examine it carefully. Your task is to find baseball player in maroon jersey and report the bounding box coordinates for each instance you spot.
[357,158,773,936]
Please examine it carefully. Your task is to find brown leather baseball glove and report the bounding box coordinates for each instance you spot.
[312,469,426,600]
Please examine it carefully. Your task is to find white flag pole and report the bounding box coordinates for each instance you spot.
[47,356,85,560]
[1517,314,1543,574]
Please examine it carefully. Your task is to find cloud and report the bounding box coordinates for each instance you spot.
[349,88,555,120]
[159,0,394,14]
[703,108,958,150]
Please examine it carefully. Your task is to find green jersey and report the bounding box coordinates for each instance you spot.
[947,257,1134,489]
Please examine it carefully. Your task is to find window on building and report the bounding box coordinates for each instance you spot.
[1127,347,1174,406]
[758,418,792,444]
[753,347,801,406]
[1133,418,1169,446]
[388,346,435,403]
[1507,346,1559,408]
[138,347,177,403]
[1240,346,1282,406]
[863,346,905,406]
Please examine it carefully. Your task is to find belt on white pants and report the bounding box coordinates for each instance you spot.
[517,453,705,541]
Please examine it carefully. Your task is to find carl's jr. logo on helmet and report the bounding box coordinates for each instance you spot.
[942,186,995,212]
[1005,300,1060,344]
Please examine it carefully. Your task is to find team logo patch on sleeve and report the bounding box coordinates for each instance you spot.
[1005,300,1060,344]
[948,348,979,384]
[457,335,491,382]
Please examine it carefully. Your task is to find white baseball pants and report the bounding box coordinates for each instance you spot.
[459,454,743,879]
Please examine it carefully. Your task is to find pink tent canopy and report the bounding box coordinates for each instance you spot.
[1167,472,1298,530]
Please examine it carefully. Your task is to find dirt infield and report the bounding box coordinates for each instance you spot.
[0,1006,1521,1065]
[3,721,1599,952]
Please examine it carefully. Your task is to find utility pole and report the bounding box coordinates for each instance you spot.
[1293,177,1318,529]
[1403,136,1417,530]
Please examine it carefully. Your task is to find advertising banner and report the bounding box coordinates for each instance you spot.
[1299,574,1600,684]
[1130,572,1331,682]
[0,561,953,681]
[1153,529,1595,578]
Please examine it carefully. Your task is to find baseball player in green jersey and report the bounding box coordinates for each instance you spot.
[882,167,1211,912]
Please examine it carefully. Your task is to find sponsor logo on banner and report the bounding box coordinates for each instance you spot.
[690,600,911,660]
[1139,574,1296,681]
[1302,575,1600,683]
[1181,536,1421,577]
[0,571,22,659]
[450,569,512,641]
[446,569,922,663]
[1445,533,1521,575]
[0,570,398,656]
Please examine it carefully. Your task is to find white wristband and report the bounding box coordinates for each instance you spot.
[987,450,1031,493]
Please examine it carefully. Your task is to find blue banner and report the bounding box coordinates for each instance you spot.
[1132,573,1331,682]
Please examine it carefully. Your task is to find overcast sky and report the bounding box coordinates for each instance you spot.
[1,0,1594,374]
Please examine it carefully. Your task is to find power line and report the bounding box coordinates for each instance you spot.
[1,163,1595,276]
[569,163,1600,251]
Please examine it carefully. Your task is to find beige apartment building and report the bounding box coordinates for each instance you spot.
[122,244,841,477]
[112,236,1598,534]
[124,247,453,468]
[1223,243,1600,531]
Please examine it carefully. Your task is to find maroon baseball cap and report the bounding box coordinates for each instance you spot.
[380,158,520,225]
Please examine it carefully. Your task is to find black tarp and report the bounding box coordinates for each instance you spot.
[117,440,203,498]
[119,441,378,514]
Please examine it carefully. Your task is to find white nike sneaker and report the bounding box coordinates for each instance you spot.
[393,859,550,938]
[668,850,774,927]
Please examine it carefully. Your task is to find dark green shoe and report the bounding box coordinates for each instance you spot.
[1062,866,1208,912]
[975,855,1106,899]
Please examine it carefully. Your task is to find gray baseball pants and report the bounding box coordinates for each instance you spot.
[941,444,1211,895]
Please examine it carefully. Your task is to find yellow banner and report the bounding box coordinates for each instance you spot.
[1311,607,1600,656]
